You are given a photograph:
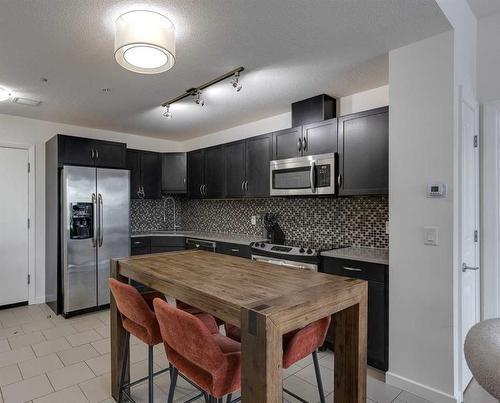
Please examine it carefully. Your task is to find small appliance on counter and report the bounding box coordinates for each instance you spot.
[262,212,285,244]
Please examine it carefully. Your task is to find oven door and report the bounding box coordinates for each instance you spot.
[252,255,318,271]
[270,153,336,196]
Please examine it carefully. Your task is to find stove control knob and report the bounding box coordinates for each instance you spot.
[260,243,266,248]
[299,247,305,253]
[306,248,313,254]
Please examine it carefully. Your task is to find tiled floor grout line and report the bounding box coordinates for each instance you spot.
[391,389,404,402]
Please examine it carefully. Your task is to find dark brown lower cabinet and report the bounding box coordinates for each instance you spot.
[321,256,389,371]
[215,242,251,259]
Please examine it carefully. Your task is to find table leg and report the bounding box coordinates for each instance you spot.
[110,259,130,401]
[332,290,368,403]
[241,307,283,403]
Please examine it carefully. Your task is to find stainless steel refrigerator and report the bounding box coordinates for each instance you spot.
[61,166,129,315]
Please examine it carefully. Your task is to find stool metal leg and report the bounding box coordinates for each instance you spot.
[148,345,154,403]
[167,367,178,403]
[312,351,326,403]
[118,332,130,403]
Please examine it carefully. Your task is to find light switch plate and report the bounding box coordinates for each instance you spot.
[424,226,439,246]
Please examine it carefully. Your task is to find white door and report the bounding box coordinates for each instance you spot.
[460,94,480,391]
[0,147,29,306]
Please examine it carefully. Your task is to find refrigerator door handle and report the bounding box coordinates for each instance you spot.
[98,193,103,247]
[92,193,97,248]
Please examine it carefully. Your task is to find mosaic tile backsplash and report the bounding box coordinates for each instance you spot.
[131,196,389,250]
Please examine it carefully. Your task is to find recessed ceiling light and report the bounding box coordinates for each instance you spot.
[0,87,12,102]
[114,10,175,74]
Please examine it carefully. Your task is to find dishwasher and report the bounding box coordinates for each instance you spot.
[186,238,216,252]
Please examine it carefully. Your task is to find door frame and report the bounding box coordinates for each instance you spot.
[481,100,500,320]
[455,87,480,398]
[0,142,36,305]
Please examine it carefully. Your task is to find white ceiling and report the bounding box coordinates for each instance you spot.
[0,0,450,141]
[467,0,500,19]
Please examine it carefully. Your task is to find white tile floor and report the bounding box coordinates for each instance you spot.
[0,303,495,403]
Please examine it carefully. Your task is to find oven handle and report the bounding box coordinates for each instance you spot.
[252,255,316,271]
[310,160,316,193]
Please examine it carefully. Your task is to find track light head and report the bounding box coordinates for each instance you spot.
[231,72,242,92]
[163,104,172,119]
[193,90,204,106]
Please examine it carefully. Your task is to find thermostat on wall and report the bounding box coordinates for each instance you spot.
[427,183,447,198]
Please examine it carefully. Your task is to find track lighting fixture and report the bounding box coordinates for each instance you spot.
[162,104,172,119]
[160,67,244,118]
[230,71,242,92]
[193,90,204,106]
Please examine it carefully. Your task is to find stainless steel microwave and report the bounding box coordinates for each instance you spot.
[270,153,336,196]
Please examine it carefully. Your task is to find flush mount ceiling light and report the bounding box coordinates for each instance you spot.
[114,10,175,74]
[0,86,12,102]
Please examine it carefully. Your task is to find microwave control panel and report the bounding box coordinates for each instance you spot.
[316,165,330,187]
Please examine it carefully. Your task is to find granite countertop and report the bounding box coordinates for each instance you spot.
[321,246,389,265]
[131,230,267,246]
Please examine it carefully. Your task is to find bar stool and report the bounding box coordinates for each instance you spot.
[153,298,241,403]
[225,316,331,403]
[109,278,170,403]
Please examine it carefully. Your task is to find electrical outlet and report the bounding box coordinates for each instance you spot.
[251,215,257,226]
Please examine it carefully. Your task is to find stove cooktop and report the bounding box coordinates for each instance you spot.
[251,241,320,257]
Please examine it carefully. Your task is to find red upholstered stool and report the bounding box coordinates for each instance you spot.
[224,316,331,403]
[109,278,169,403]
[154,298,241,403]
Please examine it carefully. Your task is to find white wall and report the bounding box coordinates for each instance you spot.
[182,86,389,151]
[477,13,500,103]
[0,113,181,304]
[388,31,456,403]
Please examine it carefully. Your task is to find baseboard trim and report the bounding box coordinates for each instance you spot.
[33,296,46,305]
[386,372,457,403]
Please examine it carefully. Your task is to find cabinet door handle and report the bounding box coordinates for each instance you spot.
[91,149,95,160]
[297,138,302,152]
[244,180,248,191]
[337,174,342,188]
[183,178,186,184]
[133,241,142,245]
[199,185,203,195]
[231,248,240,252]
[203,184,207,196]
[343,266,362,272]
[241,181,245,192]
[303,137,307,151]
[95,149,99,160]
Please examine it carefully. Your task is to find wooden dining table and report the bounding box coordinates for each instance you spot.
[110,250,368,403]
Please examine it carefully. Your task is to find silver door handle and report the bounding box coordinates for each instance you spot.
[310,161,316,193]
[344,266,362,272]
[91,193,97,248]
[245,180,248,191]
[303,137,307,151]
[338,174,342,187]
[462,263,479,272]
[241,181,245,192]
[91,149,95,160]
[95,149,99,160]
[98,193,103,247]
[231,248,240,252]
[297,138,302,152]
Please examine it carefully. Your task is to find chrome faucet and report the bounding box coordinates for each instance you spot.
[163,196,180,231]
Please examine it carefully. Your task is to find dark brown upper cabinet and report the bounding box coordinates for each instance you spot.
[225,133,272,198]
[337,106,389,195]
[272,119,337,160]
[161,153,187,194]
[126,149,161,199]
[187,149,205,199]
[58,135,126,169]
[302,118,338,156]
[204,146,225,198]
[273,127,303,160]
[187,146,225,199]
